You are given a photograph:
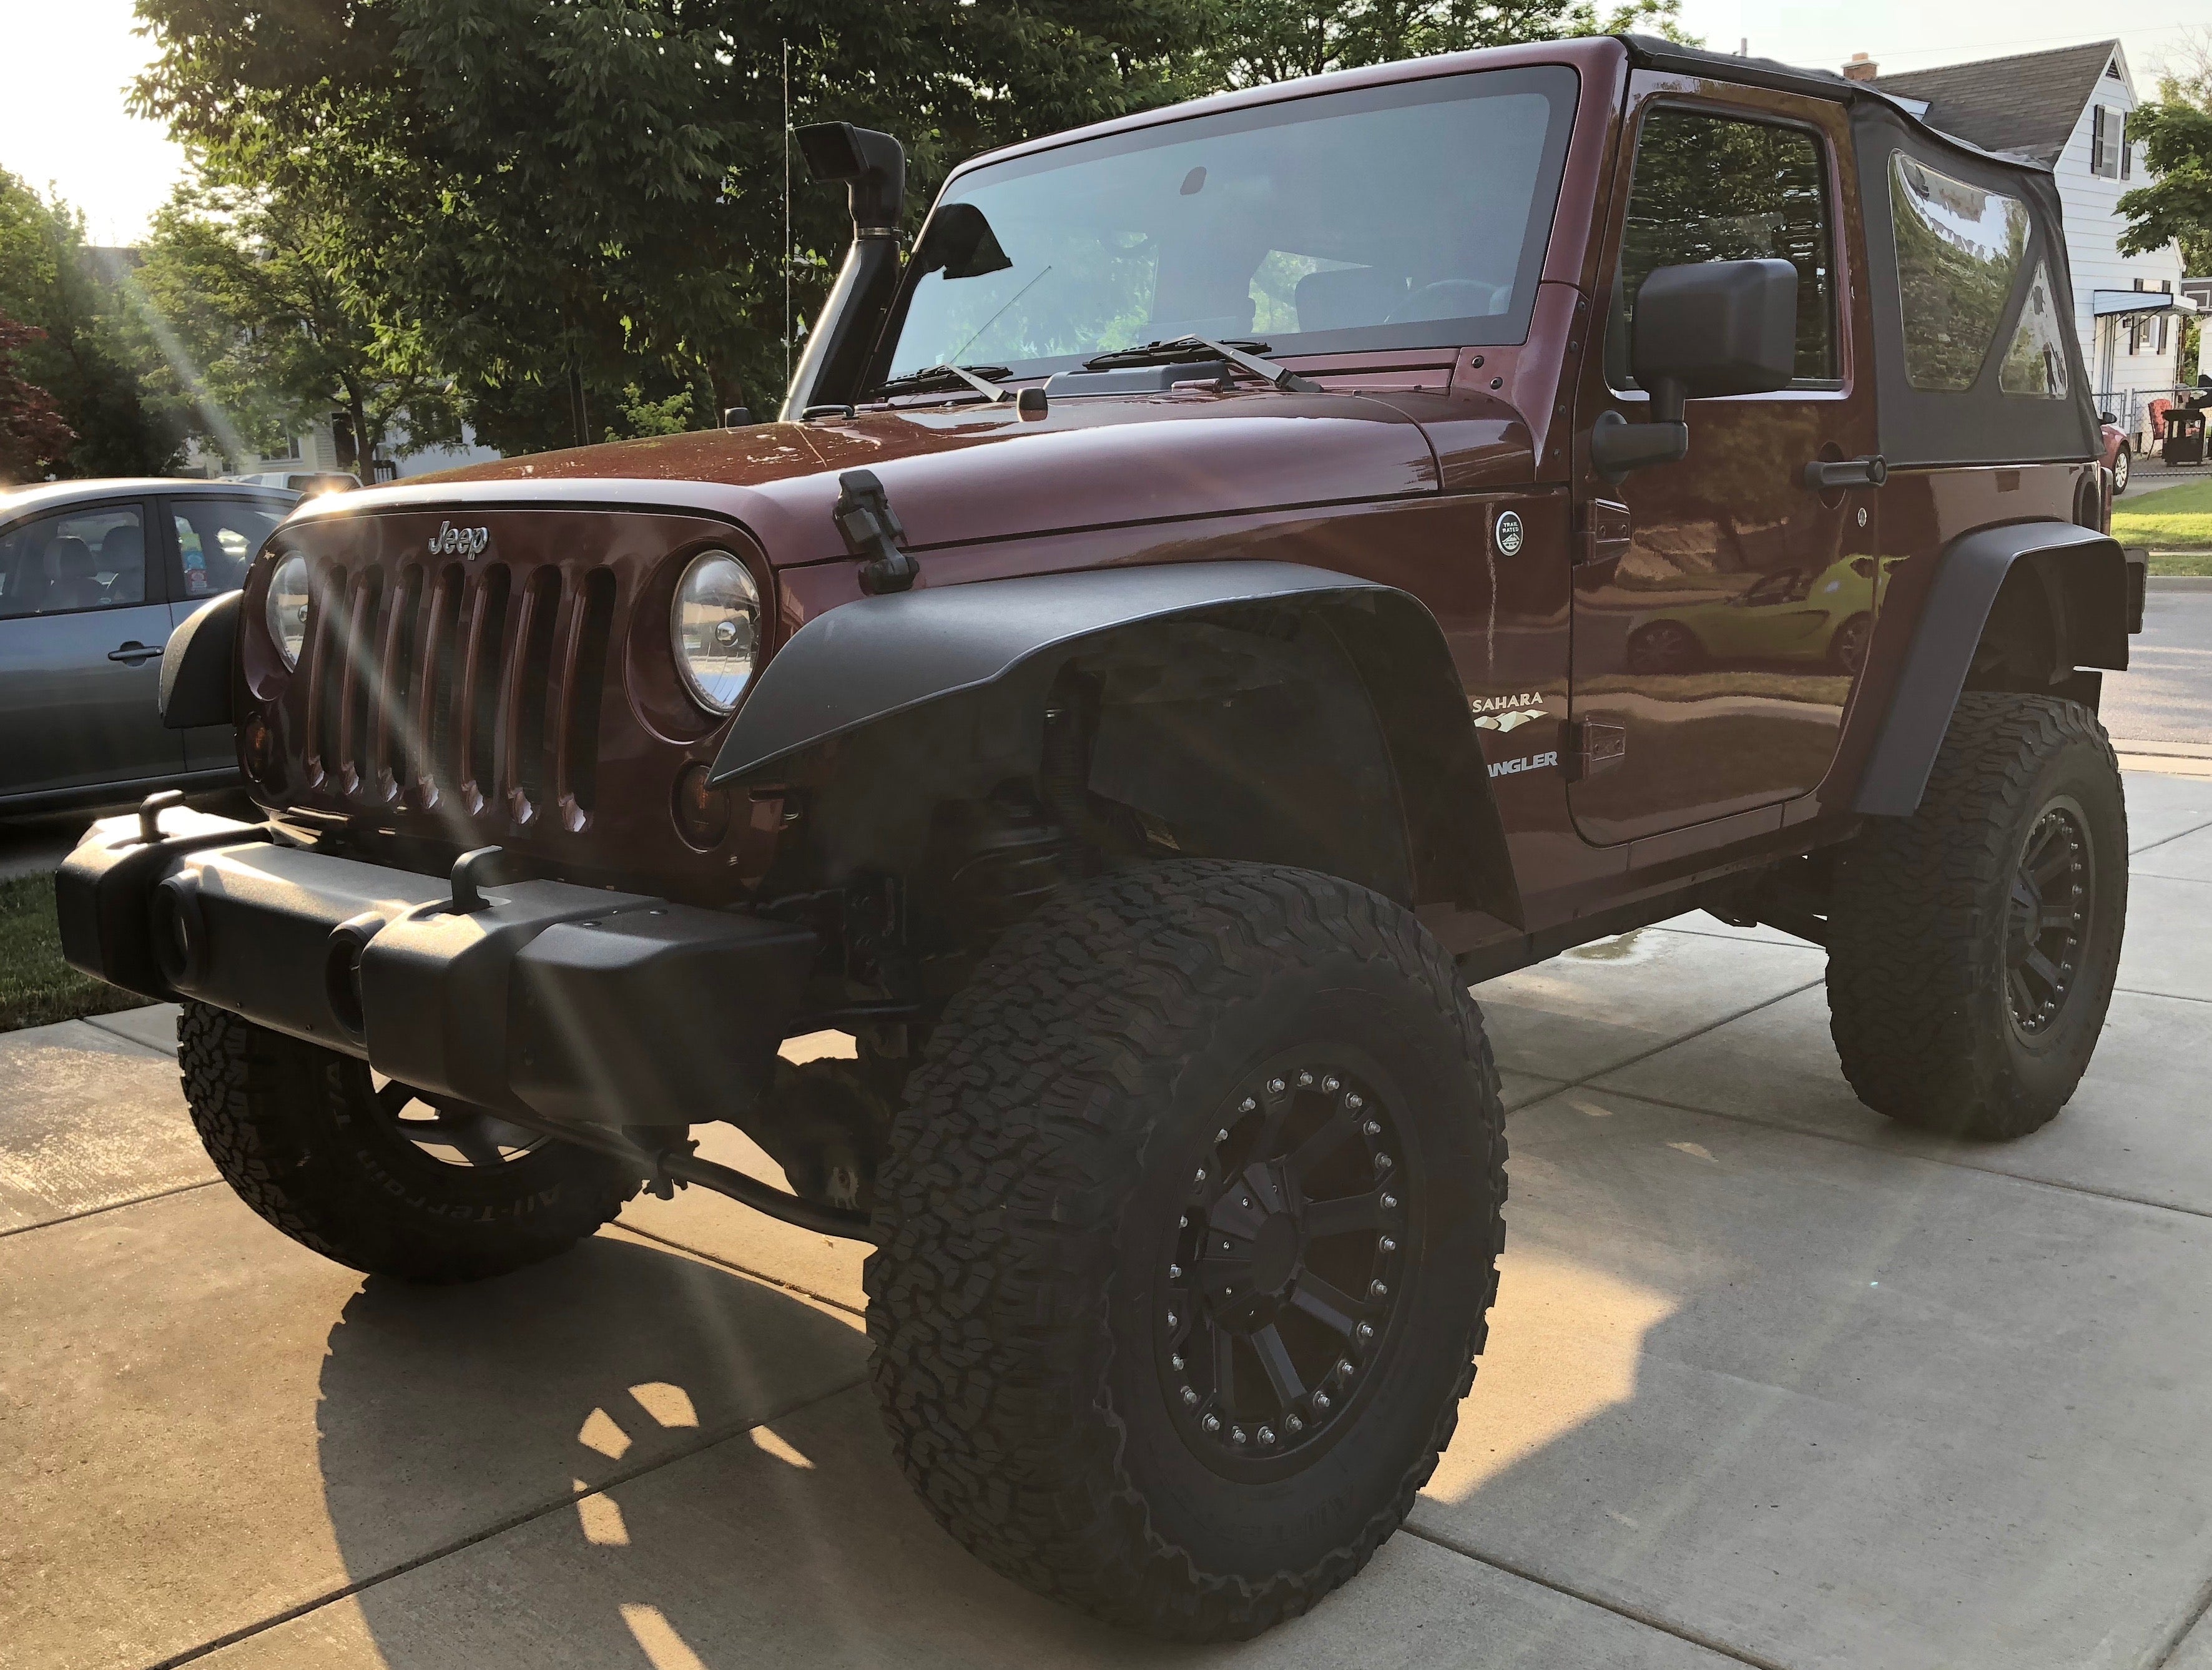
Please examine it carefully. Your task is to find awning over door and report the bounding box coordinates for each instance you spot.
[2093,289,2200,317]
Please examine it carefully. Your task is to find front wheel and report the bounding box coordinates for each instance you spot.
[179,1003,639,1281]
[865,862,1506,1639]
[2112,444,2131,494]
[1826,694,2126,1139]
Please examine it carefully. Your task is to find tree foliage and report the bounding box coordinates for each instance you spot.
[2118,100,2212,275]
[0,170,184,476]
[0,317,76,484]
[129,184,461,471]
[1209,0,1689,85]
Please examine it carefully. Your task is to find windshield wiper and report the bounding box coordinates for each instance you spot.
[873,363,1013,400]
[1082,335,1319,393]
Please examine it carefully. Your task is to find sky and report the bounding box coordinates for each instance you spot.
[2,0,2208,245]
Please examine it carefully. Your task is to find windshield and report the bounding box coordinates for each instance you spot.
[883,65,1578,381]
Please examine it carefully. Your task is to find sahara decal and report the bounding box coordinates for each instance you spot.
[1470,690,1548,733]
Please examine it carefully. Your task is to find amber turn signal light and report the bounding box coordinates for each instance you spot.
[672,760,732,850]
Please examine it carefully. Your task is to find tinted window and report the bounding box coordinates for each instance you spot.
[1612,109,1836,387]
[173,498,284,598]
[885,66,1578,378]
[1890,153,2029,391]
[0,504,147,620]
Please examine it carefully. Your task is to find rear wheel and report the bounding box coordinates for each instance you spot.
[1826,694,2126,1139]
[179,1002,638,1281]
[2111,443,2131,494]
[865,861,1505,1639]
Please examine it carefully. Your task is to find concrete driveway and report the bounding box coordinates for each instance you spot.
[6,772,2212,1670]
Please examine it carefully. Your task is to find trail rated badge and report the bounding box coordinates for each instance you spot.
[1494,509,1524,557]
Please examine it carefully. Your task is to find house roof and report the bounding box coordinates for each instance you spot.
[1871,41,2119,164]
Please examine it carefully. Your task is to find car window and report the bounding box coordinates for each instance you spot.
[174,499,284,598]
[885,66,1580,375]
[1611,108,1838,388]
[1889,153,2030,392]
[0,504,148,620]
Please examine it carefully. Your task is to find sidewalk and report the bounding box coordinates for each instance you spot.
[5,772,2212,1669]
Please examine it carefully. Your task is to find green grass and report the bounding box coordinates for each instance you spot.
[2113,477,2212,554]
[0,874,139,1033]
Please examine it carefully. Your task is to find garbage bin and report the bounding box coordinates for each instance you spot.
[2165,408,2206,467]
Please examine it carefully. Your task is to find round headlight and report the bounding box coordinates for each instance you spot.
[671,549,761,715]
[265,553,310,669]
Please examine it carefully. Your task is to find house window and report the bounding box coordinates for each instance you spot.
[2092,106,2125,180]
[2128,278,2145,355]
[263,433,302,464]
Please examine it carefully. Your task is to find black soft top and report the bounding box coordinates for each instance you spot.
[1621,36,2098,467]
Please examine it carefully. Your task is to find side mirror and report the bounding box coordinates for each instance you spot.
[1591,258,1799,480]
[2098,410,2118,425]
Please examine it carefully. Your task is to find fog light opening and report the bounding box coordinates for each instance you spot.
[672,762,732,851]
[325,913,385,1042]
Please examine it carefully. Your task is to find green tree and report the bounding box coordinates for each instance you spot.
[2118,101,2212,277]
[128,184,461,473]
[134,1,1219,453]
[0,171,184,476]
[1208,0,1693,85]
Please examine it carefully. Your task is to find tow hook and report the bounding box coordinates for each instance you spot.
[134,789,187,845]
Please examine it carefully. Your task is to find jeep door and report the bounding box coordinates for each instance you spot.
[0,496,181,805]
[1568,78,1880,845]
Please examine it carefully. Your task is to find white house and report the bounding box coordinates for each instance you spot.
[1857,41,2195,445]
[182,416,501,484]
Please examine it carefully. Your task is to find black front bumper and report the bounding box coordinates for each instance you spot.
[56,810,818,1130]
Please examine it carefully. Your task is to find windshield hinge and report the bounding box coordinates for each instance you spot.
[833,469,919,595]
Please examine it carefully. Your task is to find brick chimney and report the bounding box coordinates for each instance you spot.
[1842,52,1879,82]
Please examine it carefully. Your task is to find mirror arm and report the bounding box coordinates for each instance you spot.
[1589,409,1688,483]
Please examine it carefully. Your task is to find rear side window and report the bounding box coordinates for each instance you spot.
[172,498,285,598]
[0,504,147,620]
[1998,260,2070,398]
[1889,154,2029,391]
[1611,108,1837,388]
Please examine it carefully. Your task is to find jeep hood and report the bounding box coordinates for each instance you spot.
[300,386,1502,567]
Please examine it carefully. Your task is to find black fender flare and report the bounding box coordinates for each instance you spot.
[711,561,1520,923]
[159,589,240,730]
[1855,521,2128,817]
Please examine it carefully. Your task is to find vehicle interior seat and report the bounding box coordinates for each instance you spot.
[99,523,145,604]
[45,536,104,611]
[1294,266,1408,333]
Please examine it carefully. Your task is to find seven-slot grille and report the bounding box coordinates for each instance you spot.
[298,555,618,831]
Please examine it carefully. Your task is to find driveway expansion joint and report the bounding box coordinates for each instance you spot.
[143,1369,871,1670]
[617,1220,866,1319]
[1400,1522,1792,1670]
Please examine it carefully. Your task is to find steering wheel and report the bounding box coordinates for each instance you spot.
[1385,280,1508,325]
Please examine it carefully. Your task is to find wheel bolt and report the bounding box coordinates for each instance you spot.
[1222,1239,1232,1251]
[1181,1387,1197,1406]
[1336,1358,1353,1379]
[1363,1119,1381,1136]
[1312,1391,1331,1412]
[1239,1097,1256,1113]
[1216,1128,1229,1143]
[1323,1076,1341,1093]
[1258,1426,1276,1445]
[1380,1236,1397,1255]
[1375,1153,1393,1171]
[1172,1353,1185,1371]
[1203,1414,1221,1433]
[1370,1279,1389,1298]
[1167,1310,1179,1327]
[1287,1414,1305,1433]
[1346,1093,1364,1110]
[1169,1264,1182,1280]
[1194,1168,1207,1185]
[1356,1322,1375,1343]
[1382,1193,1398,1211]
[1267,1078,1285,1095]
[1297,1071,1314,1087]
[1241,1196,1252,1208]
[1231,1427,1248,1445]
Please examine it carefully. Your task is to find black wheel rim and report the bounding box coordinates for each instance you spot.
[1156,1061,1410,1474]
[370,1075,545,1168]
[2007,802,2092,1037]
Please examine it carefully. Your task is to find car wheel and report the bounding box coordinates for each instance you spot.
[2112,444,2130,494]
[1830,612,1872,675]
[1626,620,1700,674]
[179,1003,639,1280]
[865,860,1506,1639]
[1825,694,2126,1139]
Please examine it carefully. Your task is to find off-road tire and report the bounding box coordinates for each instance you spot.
[864,860,1507,1639]
[178,1001,639,1281]
[1827,693,2126,1138]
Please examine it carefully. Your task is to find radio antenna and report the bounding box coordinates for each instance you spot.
[792,40,800,396]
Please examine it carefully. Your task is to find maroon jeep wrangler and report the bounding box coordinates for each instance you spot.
[62,34,2141,1639]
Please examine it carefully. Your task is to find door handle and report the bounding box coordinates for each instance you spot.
[1803,454,1887,491]
[108,642,160,664]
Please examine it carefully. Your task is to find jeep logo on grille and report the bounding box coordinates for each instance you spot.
[428,521,489,557]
